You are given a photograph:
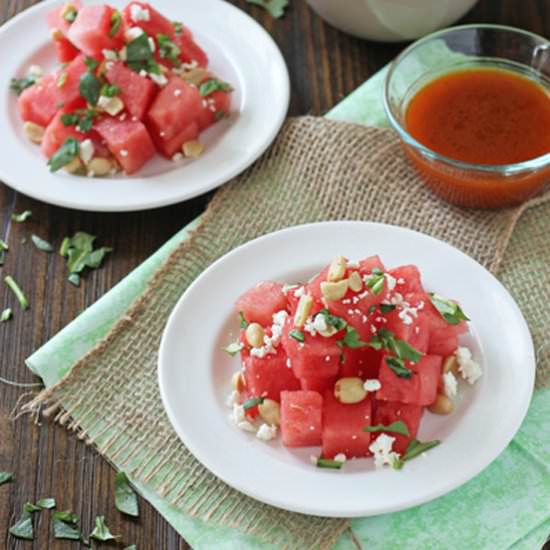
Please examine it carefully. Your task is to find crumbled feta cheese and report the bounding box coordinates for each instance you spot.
[250,341,276,358]
[230,403,256,432]
[159,131,166,137]
[369,433,400,469]
[389,292,405,306]
[130,4,150,22]
[272,310,288,326]
[149,72,168,86]
[456,346,482,384]
[172,153,183,161]
[98,95,124,116]
[201,99,208,108]
[313,314,329,333]
[148,37,156,53]
[282,284,299,295]
[334,453,347,463]
[364,379,382,392]
[385,273,397,291]
[105,61,115,71]
[225,390,239,408]
[443,371,458,398]
[125,26,145,42]
[286,358,292,369]
[237,421,256,432]
[397,278,405,285]
[119,46,127,61]
[399,309,414,325]
[102,49,118,61]
[27,64,43,78]
[293,286,306,298]
[139,69,148,77]
[119,113,127,121]
[174,88,182,97]
[256,424,278,441]
[79,139,94,163]
[120,149,129,157]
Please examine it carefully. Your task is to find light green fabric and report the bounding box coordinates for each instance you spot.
[26,52,550,549]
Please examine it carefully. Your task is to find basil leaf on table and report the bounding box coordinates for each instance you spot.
[11,210,32,222]
[9,509,34,540]
[89,515,118,541]
[0,471,14,485]
[115,472,139,517]
[4,276,29,309]
[37,497,56,509]
[31,235,54,253]
[246,0,288,18]
[52,510,82,540]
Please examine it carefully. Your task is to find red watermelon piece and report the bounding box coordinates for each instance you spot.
[358,255,385,274]
[94,117,155,174]
[280,390,323,447]
[54,37,80,63]
[122,2,174,38]
[55,54,88,108]
[41,109,93,159]
[235,282,288,327]
[388,265,425,294]
[340,347,381,379]
[300,375,337,393]
[175,25,209,68]
[373,400,424,454]
[47,1,82,38]
[18,74,58,127]
[196,89,231,130]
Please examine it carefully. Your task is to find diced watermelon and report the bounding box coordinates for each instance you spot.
[196,89,231,131]
[358,255,385,274]
[175,25,209,68]
[122,2,174,38]
[94,117,155,174]
[146,77,204,158]
[373,400,423,454]
[428,329,459,356]
[18,75,59,127]
[55,54,88,108]
[243,347,301,402]
[41,109,93,159]
[235,282,287,327]
[322,391,372,459]
[280,390,323,447]
[54,37,80,63]
[376,354,442,406]
[388,265,425,294]
[300,375,337,393]
[68,5,123,57]
[340,347,380,379]
[105,61,157,120]
[47,1,82,38]
[384,300,431,354]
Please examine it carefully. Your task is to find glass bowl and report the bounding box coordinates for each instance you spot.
[384,24,550,209]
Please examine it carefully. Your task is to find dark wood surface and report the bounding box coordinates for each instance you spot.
[0,1,548,548]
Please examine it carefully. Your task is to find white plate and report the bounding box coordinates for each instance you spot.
[0,0,289,211]
[158,222,535,517]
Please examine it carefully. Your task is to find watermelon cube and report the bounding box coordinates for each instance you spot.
[55,54,88,108]
[280,391,323,447]
[322,391,372,459]
[175,25,209,68]
[122,2,175,37]
[68,5,123,57]
[41,109,92,159]
[94,117,155,174]
[300,375,337,393]
[388,265,425,294]
[358,255,386,274]
[54,36,80,63]
[428,329,459,356]
[47,1,82,38]
[373,400,424,454]
[384,303,431,354]
[196,89,231,131]
[235,282,288,327]
[243,347,301,402]
[376,354,442,406]
[105,62,157,120]
[18,75,59,127]
[340,347,380,379]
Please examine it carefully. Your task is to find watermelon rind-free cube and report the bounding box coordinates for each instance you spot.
[280,390,323,447]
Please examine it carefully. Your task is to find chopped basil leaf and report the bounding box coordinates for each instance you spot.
[100,83,120,97]
[317,308,347,331]
[214,109,226,122]
[239,311,248,329]
[246,0,288,18]
[243,396,264,410]
[9,509,34,540]
[37,497,56,509]
[289,329,305,342]
[10,75,37,95]
[0,252,4,266]
[31,234,54,253]
[24,502,41,513]
[80,71,101,105]
[369,328,422,364]
[365,272,384,295]
[385,356,413,378]
[364,420,410,436]
[367,304,377,315]
[85,247,113,269]
[61,113,79,126]
[56,71,68,88]
[4,276,29,310]
[199,78,233,97]
[0,239,7,251]
[157,33,181,65]
[77,111,96,132]
[90,515,118,541]
[126,33,153,73]
[11,210,32,222]
[62,5,78,23]
[315,457,343,469]
[0,471,14,485]
[84,57,99,71]
[110,10,122,37]
[371,267,383,275]
[124,545,137,550]
[21,237,27,245]
[430,293,470,325]
[52,511,82,540]
[1,308,13,322]
[337,326,368,349]
[223,341,243,356]
[115,472,139,517]
[393,439,441,469]
[67,273,80,287]
[48,137,80,172]
[173,21,183,36]
[380,303,396,313]
[59,237,70,257]
[61,109,98,132]
[61,232,112,285]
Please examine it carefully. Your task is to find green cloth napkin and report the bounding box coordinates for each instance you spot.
[26,63,550,549]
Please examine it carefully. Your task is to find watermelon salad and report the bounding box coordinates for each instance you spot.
[10,1,233,176]
[224,256,482,470]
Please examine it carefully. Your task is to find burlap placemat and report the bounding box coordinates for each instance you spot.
[24,117,550,549]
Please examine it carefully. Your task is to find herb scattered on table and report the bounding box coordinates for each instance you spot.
[52,510,83,541]
[123,545,137,550]
[0,308,12,322]
[4,276,29,310]
[9,506,35,540]
[0,471,14,485]
[11,210,32,223]
[37,497,56,509]
[246,0,288,18]
[0,239,8,266]
[31,235,54,253]
[393,439,441,469]
[89,515,118,541]
[115,472,139,517]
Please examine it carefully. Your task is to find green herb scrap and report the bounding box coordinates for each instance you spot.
[110,10,122,37]
[10,75,37,95]
[89,515,118,541]
[11,210,32,222]
[173,20,183,36]
[365,271,385,295]
[246,0,289,18]
[430,293,470,325]
[385,356,413,378]
[52,510,82,541]
[337,326,368,349]
[315,457,344,470]
[316,308,347,332]
[100,83,120,97]
[364,420,410,437]
[368,328,422,378]
[80,70,101,106]
[199,78,233,97]
[239,311,248,329]
[31,235,54,253]
[393,439,441,469]
[48,137,80,172]
[4,276,29,310]
[223,341,243,356]
[61,231,112,285]
[9,508,34,540]
[289,329,305,342]
[0,471,14,485]
[242,396,264,410]
[380,303,396,313]
[61,109,98,132]
[115,472,139,517]
[0,308,12,322]
[157,33,181,65]
[126,32,160,74]
[0,239,7,266]
[37,497,56,509]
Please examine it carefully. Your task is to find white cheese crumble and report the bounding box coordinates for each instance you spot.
[120,149,129,157]
[230,403,256,432]
[286,358,292,369]
[119,47,127,61]
[125,26,145,42]
[293,286,306,298]
[384,273,397,291]
[250,311,287,358]
[272,310,288,326]
[456,346,482,384]
[79,139,94,163]
[27,65,43,79]
[369,433,400,469]
[225,390,239,408]
[334,453,347,463]
[389,292,406,306]
[149,72,168,86]
[174,88,182,97]
[102,49,118,61]
[256,424,277,441]
[364,379,382,392]
[172,153,183,161]
[443,371,458,398]
[282,284,299,295]
[130,4,150,22]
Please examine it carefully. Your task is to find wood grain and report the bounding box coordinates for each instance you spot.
[1,0,549,548]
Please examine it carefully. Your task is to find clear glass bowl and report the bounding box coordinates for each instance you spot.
[384,24,550,209]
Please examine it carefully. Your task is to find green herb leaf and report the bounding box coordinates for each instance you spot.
[37,497,56,509]
[100,83,120,97]
[365,272,385,295]
[53,510,79,523]
[59,237,70,257]
[62,4,78,23]
[246,0,288,18]
[364,420,410,436]
[214,109,226,122]
[430,293,470,325]
[370,328,423,364]
[126,32,153,73]
[0,308,12,322]
[84,247,112,269]
[393,439,441,469]
[57,71,68,88]
[77,112,95,132]
[80,71,101,105]
[385,356,413,378]
[380,303,396,313]
[239,311,248,329]
[10,75,37,95]
[223,341,243,356]
[0,239,7,251]
[242,396,264,410]
[67,273,81,287]
[109,10,122,37]
[337,326,368,349]
[61,113,80,126]
[0,471,14,485]
[123,545,137,550]
[31,234,54,253]
[4,276,29,310]
[173,21,183,36]
[9,509,34,540]
[89,515,118,541]
[289,329,305,342]
[115,472,139,517]
[315,457,344,470]
[199,78,233,97]
[317,308,347,331]
[11,210,32,222]
[84,57,99,71]
[157,33,181,65]
[52,510,82,540]
[0,252,5,266]
[24,502,41,513]
[48,137,80,172]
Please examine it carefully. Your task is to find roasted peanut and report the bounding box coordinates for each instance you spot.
[245,323,264,348]
[428,394,454,415]
[334,377,367,404]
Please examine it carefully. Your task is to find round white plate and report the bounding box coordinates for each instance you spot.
[0,0,289,211]
[158,222,535,517]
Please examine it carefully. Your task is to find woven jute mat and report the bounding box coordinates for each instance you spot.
[24,117,550,549]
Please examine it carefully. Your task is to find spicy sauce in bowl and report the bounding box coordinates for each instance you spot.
[384,25,550,208]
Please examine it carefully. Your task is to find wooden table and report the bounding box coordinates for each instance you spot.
[1,1,548,548]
